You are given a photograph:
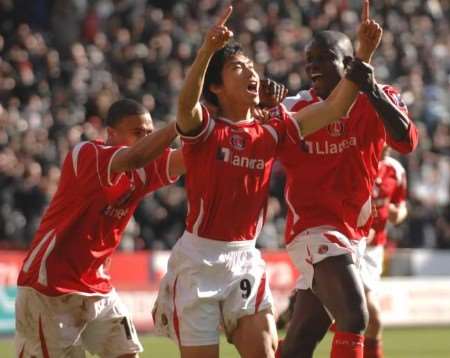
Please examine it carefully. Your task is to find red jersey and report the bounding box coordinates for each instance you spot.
[370,156,407,246]
[279,86,418,244]
[17,141,177,296]
[180,105,299,242]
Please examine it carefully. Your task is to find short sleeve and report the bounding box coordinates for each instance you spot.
[176,104,215,145]
[268,104,303,145]
[141,148,179,193]
[71,141,126,188]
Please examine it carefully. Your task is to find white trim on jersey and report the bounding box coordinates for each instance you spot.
[285,187,300,236]
[357,196,372,228]
[38,235,57,286]
[106,146,127,186]
[383,156,406,186]
[192,198,204,235]
[136,167,147,185]
[22,229,55,273]
[166,149,180,184]
[254,207,265,239]
[262,124,278,144]
[72,142,88,176]
[282,90,315,111]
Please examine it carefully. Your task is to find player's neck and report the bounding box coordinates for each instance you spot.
[217,101,253,122]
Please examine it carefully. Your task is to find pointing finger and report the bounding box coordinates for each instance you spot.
[362,0,370,21]
[217,5,233,27]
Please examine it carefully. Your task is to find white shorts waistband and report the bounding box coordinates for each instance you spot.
[180,231,257,253]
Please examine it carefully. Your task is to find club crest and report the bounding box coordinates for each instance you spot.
[230,134,246,150]
[327,121,345,137]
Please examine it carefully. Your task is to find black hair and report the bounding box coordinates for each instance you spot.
[203,41,244,107]
[105,98,147,128]
[310,30,354,58]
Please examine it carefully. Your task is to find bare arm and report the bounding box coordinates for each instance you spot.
[177,6,233,135]
[168,149,186,177]
[110,122,177,173]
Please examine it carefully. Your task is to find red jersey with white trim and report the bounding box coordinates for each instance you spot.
[17,141,177,296]
[370,156,407,246]
[180,105,298,242]
[279,86,418,244]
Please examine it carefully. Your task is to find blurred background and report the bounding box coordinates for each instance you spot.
[0,0,449,343]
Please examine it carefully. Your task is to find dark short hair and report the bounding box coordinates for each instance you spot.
[309,30,354,58]
[105,98,147,128]
[203,42,244,107]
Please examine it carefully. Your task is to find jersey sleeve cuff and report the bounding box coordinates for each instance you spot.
[176,104,211,143]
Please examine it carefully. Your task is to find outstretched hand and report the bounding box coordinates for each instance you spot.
[356,0,382,63]
[201,6,234,53]
[259,79,288,109]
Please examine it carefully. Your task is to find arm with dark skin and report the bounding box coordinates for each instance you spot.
[345,59,411,141]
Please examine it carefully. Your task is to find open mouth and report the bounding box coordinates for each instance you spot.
[247,81,259,94]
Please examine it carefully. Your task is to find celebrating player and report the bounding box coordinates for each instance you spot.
[277,1,418,358]
[152,4,381,358]
[360,145,408,358]
[15,99,184,358]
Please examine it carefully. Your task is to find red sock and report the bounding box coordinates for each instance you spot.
[364,337,383,358]
[275,339,284,358]
[331,331,364,358]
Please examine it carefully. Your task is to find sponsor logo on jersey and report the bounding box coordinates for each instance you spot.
[303,136,357,154]
[327,121,345,137]
[103,205,129,219]
[230,133,246,150]
[217,147,265,170]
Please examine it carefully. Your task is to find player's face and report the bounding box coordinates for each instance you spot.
[305,42,346,99]
[217,54,260,107]
[109,113,154,146]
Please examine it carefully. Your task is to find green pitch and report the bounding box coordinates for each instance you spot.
[2,327,449,357]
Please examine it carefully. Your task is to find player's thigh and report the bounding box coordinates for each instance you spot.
[15,287,87,358]
[179,344,219,358]
[232,309,278,358]
[81,292,142,357]
[313,255,367,330]
[284,289,332,343]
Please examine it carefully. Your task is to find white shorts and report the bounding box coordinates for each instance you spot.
[15,287,143,358]
[153,231,274,346]
[360,244,384,291]
[286,226,366,291]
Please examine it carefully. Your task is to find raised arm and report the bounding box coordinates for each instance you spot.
[111,122,178,173]
[292,0,382,137]
[177,6,233,135]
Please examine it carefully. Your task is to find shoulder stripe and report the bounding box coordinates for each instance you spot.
[192,198,204,235]
[136,168,147,185]
[262,124,278,144]
[22,229,55,273]
[282,90,314,111]
[72,142,88,176]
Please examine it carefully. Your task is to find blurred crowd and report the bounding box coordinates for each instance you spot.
[0,0,449,250]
